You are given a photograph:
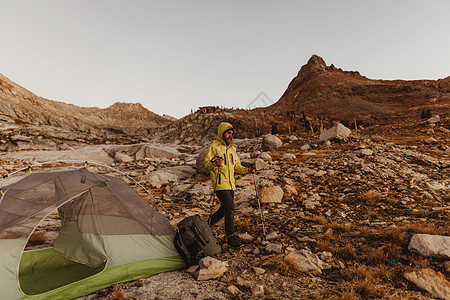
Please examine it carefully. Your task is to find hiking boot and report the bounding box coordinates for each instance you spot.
[227,234,243,249]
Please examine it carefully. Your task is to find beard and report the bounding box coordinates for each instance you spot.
[224,136,232,145]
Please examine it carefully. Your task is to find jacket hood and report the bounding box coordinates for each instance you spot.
[216,122,234,145]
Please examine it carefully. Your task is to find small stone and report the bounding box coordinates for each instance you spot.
[266,243,283,253]
[238,232,254,242]
[424,137,437,144]
[404,268,450,300]
[194,256,228,281]
[236,276,250,287]
[408,234,450,259]
[185,265,199,275]
[285,249,331,274]
[259,152,272,162]
[303,152,317,156]
[282,153,296,160]
[301,144,311,150]
[445,261,450,273]
[260,186,284,204]
[226,285,241,296]
[355,149,373,156]
[297,236,317,243]
[427,115,440,124]
[314,170,327,177]
[252,285,265,296]
[252,267,266,275]
[266,232,279,240]
[250,150,261,158]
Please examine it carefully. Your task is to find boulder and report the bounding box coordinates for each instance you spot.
[194,256,228,281]
[282,153,296,160]
[195,146,209,175]
[289,135,298,142]
[319,123,351,142]
[404,268,450,300]
[114,152,134,163]
[250,150,261,158]
[261,134,282,151]
[259,152,272,162]
[144,145,180,158]
[144,166,197,188]
[427,115,440,124]
[260,186,284,204]
[408,234,450,259]
[241,158,269,171]
[284,249,331,274]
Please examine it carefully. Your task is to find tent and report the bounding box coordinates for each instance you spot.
[0,168,185,299]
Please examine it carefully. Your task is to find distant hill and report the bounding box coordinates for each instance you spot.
[0,73,171,137]
[268,55,450,122]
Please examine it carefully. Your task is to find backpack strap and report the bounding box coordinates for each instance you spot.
[174,231,189,266]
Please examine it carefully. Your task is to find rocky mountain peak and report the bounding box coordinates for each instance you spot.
[297,54,327,76]
[270,55,450,122]
[107,102,145,112]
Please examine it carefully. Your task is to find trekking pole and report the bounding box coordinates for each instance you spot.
[209,157,221,217]
[252,171,266,239]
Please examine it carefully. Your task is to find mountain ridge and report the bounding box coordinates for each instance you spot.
[1,55,449,146]
[269,55,450,121]
[0,73,172,136]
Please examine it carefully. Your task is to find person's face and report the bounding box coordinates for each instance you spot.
[223,130,233,144]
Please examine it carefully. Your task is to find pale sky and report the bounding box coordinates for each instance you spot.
[1,1,449,118]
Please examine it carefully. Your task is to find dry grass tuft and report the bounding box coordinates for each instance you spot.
[316,235,333,252]
[108,283,127,300]
[365,246,387,265]
[381,228,409,246]
[339,288,361,300]
[336,243,358,261]
[373,263,393,282]
[266,256,302,276]
[329,221,353,233]
[410,254,429,269]
[360,190,381,205]
[312,214,328,225]
[406,222,449,236]
[345,265,373,282]
[352,278,385,299]
[341,265,386,299]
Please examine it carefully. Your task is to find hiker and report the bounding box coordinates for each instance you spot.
[203,122,255,248]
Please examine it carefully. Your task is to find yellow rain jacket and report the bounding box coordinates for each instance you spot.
[203,122,249,191]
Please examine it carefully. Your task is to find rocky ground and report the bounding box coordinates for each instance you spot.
[1,116,449,299]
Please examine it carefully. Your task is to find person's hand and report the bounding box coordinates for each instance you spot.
[249,165,256,174]
[215,158,223,166]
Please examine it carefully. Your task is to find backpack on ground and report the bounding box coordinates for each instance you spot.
[174,214,221,266]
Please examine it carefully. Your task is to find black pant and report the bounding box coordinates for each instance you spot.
[209,190,235,237]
